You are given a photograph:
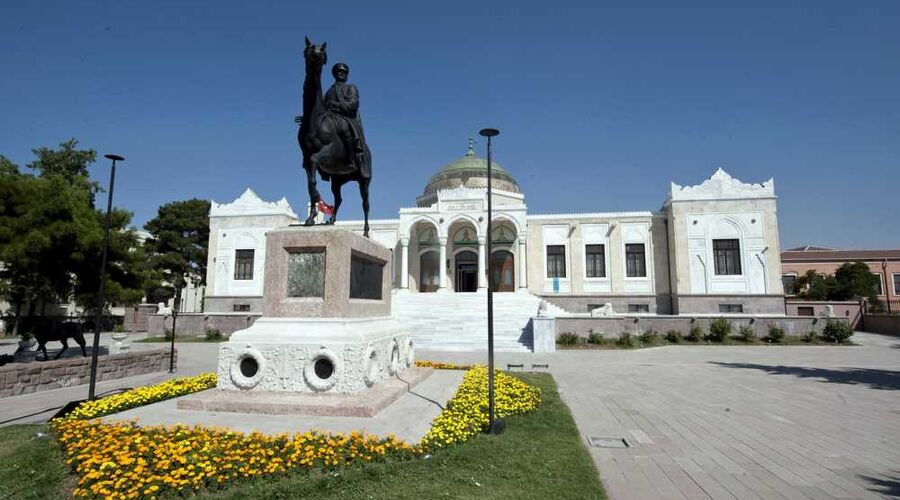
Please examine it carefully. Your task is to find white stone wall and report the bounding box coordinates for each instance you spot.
[205,189,298,311]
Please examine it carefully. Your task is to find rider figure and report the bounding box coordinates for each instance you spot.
[324,62,368,172]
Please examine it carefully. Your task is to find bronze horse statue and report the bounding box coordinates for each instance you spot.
[298,38,371,237]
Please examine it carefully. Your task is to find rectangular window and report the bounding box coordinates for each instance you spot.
[627,304,650,313]
[232,304,251,312]
[894,273,900,295]
[546,245,566,278]
[713,239,742,275]
[873,273,883,296]
[797,306,814,316]
[234,249,255,280]
[782,275,797,295]
[718,304,744,313]
[625,244,646,277]
[585,244,606,278]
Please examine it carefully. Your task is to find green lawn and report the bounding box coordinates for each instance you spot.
[0,373,605,499]
[0,425,73,499]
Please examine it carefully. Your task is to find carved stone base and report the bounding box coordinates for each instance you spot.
[216,316,413,395]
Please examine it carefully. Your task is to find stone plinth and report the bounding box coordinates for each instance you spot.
[263,226,392,318]
[181,367,431,417]
[215,227,413,397]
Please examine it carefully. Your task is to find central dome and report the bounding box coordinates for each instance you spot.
[417,140,521,207]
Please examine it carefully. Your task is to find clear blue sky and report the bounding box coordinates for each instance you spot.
[2,1,898,249]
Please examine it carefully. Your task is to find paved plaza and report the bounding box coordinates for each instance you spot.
[2,332,899,499]
[420,333,900,500]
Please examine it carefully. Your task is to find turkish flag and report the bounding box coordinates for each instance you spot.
[316,200,334,216]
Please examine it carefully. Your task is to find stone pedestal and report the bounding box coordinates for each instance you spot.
[213,227,414,398]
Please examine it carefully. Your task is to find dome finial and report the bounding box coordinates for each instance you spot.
[466,137,476,156]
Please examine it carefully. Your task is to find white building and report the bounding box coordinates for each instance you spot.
[203,143,785,350]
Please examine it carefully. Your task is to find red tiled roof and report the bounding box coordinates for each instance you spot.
[781,249,900,262]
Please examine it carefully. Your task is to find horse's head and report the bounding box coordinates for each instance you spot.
[304,36,327,69]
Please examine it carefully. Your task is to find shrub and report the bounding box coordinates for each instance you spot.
[664,330,682,343]
[638,329,660,345]
[706,318,731,342]
[205,327,223,341]
[616,331,635,348]
[766,324,785,343]
[587,332,605,345]
[821,319,853,343]
[687,325,704,342]
[737,325,757,343]
[557,332,579,345]
[803,329,818,343]
[163,328,174,341]
[113,323,125,334]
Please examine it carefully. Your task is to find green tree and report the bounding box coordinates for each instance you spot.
[143,199,210,306]
[831,262,880,301]
[27,139,97,188]
[0,141,145,335]
[72,208,148,312]
[794,270,834,300]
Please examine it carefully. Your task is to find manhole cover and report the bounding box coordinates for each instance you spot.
[587,436,630,448]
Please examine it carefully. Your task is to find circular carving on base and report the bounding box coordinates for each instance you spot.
[305,348,341,392]
[230,348,266,389]
[389,339,401,375]
[363,344,379,386]
[405,338,414,368]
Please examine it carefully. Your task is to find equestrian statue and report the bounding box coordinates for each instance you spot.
[297,37,372,237]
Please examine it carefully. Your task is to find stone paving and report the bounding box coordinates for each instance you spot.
[423,332,900,500]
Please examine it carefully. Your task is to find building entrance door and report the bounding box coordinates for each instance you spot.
[455,250,478,292]
[490,250,515,292]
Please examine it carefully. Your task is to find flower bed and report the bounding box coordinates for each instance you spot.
[51,366,541,498]
[420,365,541,450]
[414,360,473,370]
[61,373,217,421]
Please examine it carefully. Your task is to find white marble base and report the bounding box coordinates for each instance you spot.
[216,316,412,395]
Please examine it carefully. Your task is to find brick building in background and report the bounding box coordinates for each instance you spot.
[781,246,900,315]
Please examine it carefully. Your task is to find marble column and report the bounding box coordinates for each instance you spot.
[518,236,528,289]
[478,238,487,289]
[438,237,448,292]
[400,237,409,289]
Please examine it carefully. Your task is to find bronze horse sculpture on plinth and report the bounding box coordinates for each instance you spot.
[297,37,372,237]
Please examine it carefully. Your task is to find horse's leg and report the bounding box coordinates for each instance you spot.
[55,339,69,360]
[75,332,87,356]
[303,156,320,226]
[359,176,371,238]
[328,179,343,224]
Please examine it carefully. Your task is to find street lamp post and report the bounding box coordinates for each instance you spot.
[479,127,504,435]
[88,154,124,401]
[169,287,181,373]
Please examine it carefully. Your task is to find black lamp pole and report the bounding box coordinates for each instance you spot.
[88,154,124,400]
[169,287,181,373]
[479,127,503,435]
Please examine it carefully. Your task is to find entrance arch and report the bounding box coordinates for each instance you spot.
[454,250,478,293]
[490,250,515,292]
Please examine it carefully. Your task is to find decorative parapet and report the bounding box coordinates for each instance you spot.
[668,168,775,203]
[210,188,298,219]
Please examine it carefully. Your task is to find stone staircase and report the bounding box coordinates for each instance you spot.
[392,290,565,352]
